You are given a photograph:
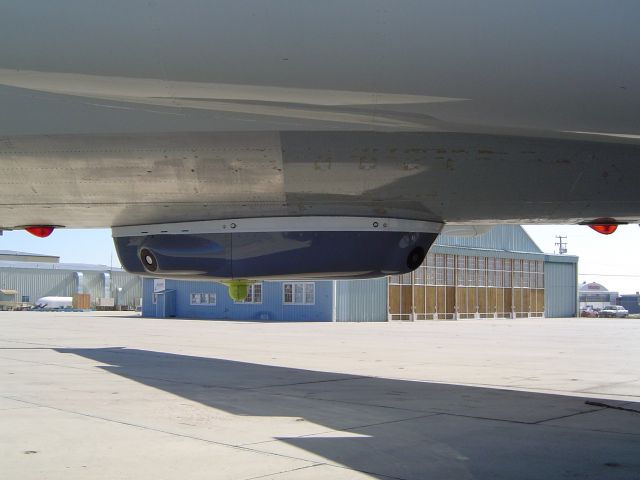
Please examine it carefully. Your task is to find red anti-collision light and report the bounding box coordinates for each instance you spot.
[25,226,55,238]
[589,224,618,235]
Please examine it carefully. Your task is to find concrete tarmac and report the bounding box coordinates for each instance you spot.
[0,312,639,479]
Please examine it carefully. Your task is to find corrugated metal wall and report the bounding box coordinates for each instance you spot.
[111,271,143,307]
[544,260,578,318]
[0,268,73,300]
[334,279,387,322]
[0,265,141,307]
[437,225,542,253]
[431,245,544,261]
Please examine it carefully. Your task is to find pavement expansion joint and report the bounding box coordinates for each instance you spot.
[122,373,241,390]
[532,407,606,425]
[0,394,340,467]
[584,400,640,415]
[238,413,439,448]
[578,377,640,394]
[246,376,368,390]
[0,353,107,373]
[1,389,429,480]
[249,388,428,413]
[240,465,322,480]
[0,404,42,412]
[0,338,68,348]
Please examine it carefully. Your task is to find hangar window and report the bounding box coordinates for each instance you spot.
[477,257,487,287]
[503,270,512,288]
[445,262,454,286]
[190,293,216,306]
[446,255,455,269]
[488,269,496,287]
[283,282,315,305]
[427,266,436,285]
[389,273,412,285]
[467,268,476,287]
[457,268,466,286]
[478,257,485,271]
[522,264,530,288]
[468,256,476,270]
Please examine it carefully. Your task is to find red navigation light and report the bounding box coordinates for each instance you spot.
[589,224,618,235]
[25,226,55,238]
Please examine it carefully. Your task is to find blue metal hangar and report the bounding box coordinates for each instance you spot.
[142,225,578,321]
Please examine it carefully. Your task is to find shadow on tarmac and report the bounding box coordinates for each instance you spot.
[56,347,640,480]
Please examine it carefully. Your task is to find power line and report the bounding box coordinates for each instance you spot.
[554,235,567,254]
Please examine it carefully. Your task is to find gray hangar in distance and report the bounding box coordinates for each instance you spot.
[0,250,142,310]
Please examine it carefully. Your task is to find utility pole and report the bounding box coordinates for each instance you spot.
[555,235,567,255]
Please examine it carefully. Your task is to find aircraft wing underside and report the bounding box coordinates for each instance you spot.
[1,130,639,230]
[2,1,639,282]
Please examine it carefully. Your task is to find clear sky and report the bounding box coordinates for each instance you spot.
[523,225,640,295]
[0,228,119,268]
[1,225,639,294]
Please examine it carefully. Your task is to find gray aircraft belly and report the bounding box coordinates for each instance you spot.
[0,1,639,229]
